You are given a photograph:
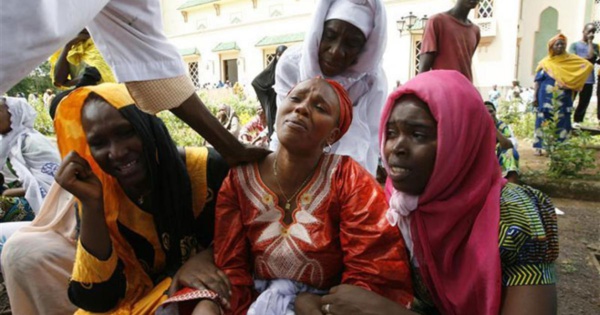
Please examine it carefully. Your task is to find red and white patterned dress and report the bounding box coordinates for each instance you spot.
[214,154,414,314]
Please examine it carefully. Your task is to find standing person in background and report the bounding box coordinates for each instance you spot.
[569,23,599,127]
[252,45,287,138]
[49,29,116,89]
[273,0,388,175]
[533,34,593,156]
[216,104,241,139]
[419,0,481,81]
[488,84,501,107]
[1,0,268,167]
[42,89,55,108]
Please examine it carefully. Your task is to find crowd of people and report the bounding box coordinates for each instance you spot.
[0,0,574,314]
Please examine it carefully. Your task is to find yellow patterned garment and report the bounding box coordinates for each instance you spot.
[54,84,229,314]
[411,183,559,314]
[49,39,116,89]
[536,33,593,92]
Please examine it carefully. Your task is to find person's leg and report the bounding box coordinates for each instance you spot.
[0,1,109,94]
[573,84,593,123]
[533,110,545,150]
[1,230,77,315]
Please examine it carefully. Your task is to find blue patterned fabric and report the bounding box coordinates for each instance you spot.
[533,70,573,149]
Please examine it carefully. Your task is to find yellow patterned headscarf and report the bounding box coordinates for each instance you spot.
[536,33,594,91]
[54,84,209,311]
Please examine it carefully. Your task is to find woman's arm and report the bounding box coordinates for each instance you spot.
[213,171,255,314]
[336,160,413,306]
[55,151,124,312]
[501,285,556,315]
[1,187,25,197]
[496,128,514,150]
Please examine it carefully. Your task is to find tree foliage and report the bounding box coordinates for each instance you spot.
[6,61,54,97]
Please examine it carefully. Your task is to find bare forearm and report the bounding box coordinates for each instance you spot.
[496,129,514,149]
[170,94,245,162]
[54,46,73,86]
[2,187,26,197]
[419,53,435,74]
[80,202,112,260]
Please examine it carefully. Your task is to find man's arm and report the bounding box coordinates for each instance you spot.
[419,53,436,74]
[170,94,266,165]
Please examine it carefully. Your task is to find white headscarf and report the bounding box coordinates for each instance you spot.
[0,97,60,213]
[274,0,387,174]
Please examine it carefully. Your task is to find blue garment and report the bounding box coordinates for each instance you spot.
[495,120,519,177]
[533,70,573,149]
[568,41,598,84]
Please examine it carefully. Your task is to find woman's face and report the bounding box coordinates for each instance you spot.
[81,98,148,189]
[551,39,566,56]
[0,102,12,135]
[318,19,367,77]
[383,95,437,195]
[276,78,340,152]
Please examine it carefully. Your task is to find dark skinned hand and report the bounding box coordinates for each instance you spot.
[54,151,102,206]
[168,248,232,310]
[321,284,414,315]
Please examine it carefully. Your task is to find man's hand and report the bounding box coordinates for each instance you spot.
[225,145,270,166]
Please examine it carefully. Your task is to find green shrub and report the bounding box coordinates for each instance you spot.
[540,88,596,177]
[497,99,535,139]
[31,98,55,136]
[28,88,261,148]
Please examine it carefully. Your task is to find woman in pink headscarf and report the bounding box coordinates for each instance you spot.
[319,70,559,315]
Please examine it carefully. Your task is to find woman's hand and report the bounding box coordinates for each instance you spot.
[1,187,26,197]
[191,300,222,315]
[295,292,323,315]
[169,248,232,308]
[55,151,103,207]
[321,284,414,315]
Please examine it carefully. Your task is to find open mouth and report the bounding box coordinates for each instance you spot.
[115,159,141,176]
[388,165,411,180]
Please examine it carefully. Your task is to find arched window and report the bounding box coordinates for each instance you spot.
[532,7,559,73]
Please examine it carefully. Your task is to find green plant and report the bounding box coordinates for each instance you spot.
[497,99,535,139]
[27,87,261,148]
[540,88,596,177]
[31,98,55,136]
[7,61,55,97]
[158,111,205,147]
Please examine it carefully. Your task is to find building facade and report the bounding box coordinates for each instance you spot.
[161,0,597,94]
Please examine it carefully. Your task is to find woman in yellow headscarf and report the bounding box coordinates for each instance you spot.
[53,83,228,314]
[533,33,593,155]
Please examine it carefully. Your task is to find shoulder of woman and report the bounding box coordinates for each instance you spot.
[498,183,559,262]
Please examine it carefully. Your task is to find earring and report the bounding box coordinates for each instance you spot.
[323,143,333,153]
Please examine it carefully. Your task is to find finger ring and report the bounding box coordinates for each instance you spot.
[322,303,331,314]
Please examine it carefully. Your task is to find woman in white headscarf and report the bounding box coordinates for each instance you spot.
[0,97,60,232]
[272,0,387,175]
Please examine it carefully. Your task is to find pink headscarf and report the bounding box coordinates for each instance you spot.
[379,70,505,315]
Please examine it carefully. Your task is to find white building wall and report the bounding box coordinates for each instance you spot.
[160,0,590,95]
